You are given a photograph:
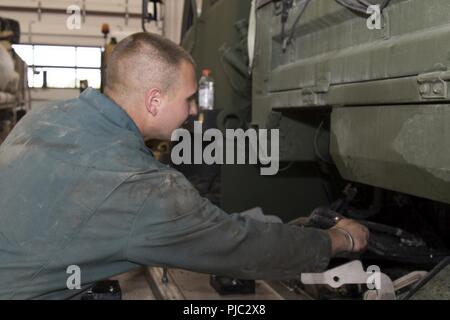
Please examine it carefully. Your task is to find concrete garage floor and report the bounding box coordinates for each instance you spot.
[112,268,284,300]
[112,264,450,300]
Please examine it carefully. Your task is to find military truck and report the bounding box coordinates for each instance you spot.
[180,0,450,299]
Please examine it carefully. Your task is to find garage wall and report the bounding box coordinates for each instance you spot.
[0,0,187,45]
[0,0,187,109]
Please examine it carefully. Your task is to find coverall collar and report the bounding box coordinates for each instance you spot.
[79,88,154,156]
[80,88,143,139]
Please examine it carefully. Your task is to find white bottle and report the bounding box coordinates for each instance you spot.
[198,69,214,110]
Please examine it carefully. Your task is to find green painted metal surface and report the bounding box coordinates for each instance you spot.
[331,105,450,204]
[181,0,335,218]
[253,0,450,118]
[253,0,450,204]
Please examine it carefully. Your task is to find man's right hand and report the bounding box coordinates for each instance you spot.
[327,219,370,255]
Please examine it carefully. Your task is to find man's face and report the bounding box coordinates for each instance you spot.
[156,61,198,140]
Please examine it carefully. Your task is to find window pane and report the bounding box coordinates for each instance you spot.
[76,69,101,89]
[34,46,76,67]
[76,47,101,68]
[13,44,34,65]
[27,67,42,88]
[34,68,75,88]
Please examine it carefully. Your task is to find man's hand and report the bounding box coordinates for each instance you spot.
[327,219,370,256]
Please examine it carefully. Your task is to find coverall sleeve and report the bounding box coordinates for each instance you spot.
[125,169,332,280]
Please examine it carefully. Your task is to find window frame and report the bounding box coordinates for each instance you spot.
[13,43,103,89]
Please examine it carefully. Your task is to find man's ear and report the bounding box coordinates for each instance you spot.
[145,88,162,116]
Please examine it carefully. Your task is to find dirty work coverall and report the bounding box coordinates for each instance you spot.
[0,88,331,299]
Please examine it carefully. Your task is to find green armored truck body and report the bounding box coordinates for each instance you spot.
[253,0,450,205]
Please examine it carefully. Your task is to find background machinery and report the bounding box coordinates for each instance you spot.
[0,17,29,144]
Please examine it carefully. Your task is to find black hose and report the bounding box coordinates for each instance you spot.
[302,207,450,265]
[283,0,312,51]
[402,257,450,300]
[282,0,392,51]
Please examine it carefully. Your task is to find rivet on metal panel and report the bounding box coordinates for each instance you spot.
[433,83,444,95]
[419,84,430,95]
[417,71,450,99]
